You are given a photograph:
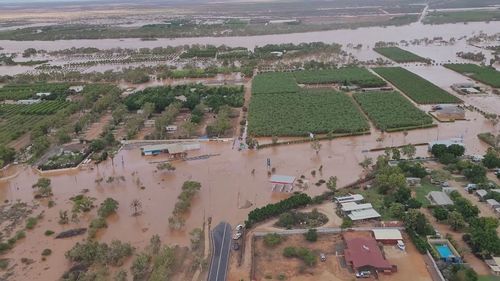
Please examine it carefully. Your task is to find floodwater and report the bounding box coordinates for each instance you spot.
[0,21,499,53]
[0,104,495,279]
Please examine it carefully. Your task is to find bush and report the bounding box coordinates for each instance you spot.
[245,193,312,227]
[25,217,38,229]
[304,229,318,242]
[0,259,8,270]
[263,233,283,247]
[44,230,54,236]
[432,207,449,221]
[97,198,119,218]
[41,249,52,256]
[0,243,10,253]
[282,246,316,266]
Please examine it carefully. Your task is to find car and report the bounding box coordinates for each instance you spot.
[320,253,326,262]
[236,224,244,232]
[397,240,406,251]
[232,242,240,251]
[356,271,371,278]
[232,232,242,240]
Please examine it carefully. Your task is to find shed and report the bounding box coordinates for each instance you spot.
[486,199,500,209]
[485,257,500,276]
[335,194,364,204]
[434,105,465,121]
[141,143,187,158]
[427,191,454,206]
[341,202,373,212]
[406,177,421,186]
[270,175,296,193]
[166,125,178,132]
[348,208,381,221]
[475,189,488,200]
[372,229,403,245]
[36,92,52,97]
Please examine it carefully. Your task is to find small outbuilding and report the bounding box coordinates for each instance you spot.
[475,189,488,201]
[372,229,403,245]
[433,105,465,121]
[486,199,500,210]
[270,175,296,193]
[427,191,454,206]
[334,194,364,204]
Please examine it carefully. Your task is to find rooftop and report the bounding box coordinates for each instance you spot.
[341,202,373,212]
[269,175,295,184]
[428,191,454,206]
[372,229,403,241]
[344,235,393,270]
[335,194,364,203]
[348,208,381,221]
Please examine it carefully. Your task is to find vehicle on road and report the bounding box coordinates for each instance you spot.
[233,242,240,251]
[236,224,244,232]
[233,232,242,240]
[320,253,326,262]
[356,271,371,278]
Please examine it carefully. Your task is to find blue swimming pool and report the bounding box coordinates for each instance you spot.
[436,244,453,258]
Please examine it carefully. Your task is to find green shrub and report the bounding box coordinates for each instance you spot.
[25,217,38,229]
[304,229,318,242]
[41,249,52,256]
[44,230,54,236]
[0,259,9,270]
[263,233,283,247]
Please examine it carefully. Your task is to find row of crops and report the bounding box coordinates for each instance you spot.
[373,67,461,104]
[251,72,300,95]
[353,91,434,131]
[247,89,369,136]
[373,47,429,63]
[0,115,43,145]
[0,83,71,101]
[444,63,500,88]
[0,101,70,115]
[293,67,386,87]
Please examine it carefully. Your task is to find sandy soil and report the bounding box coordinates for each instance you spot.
[83,112,112,140]
[380,242,432,281]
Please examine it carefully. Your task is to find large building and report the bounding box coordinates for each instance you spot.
[343,233,396,274]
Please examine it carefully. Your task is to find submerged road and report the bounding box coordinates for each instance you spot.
[208,222,232,281]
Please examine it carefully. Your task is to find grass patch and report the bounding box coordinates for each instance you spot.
[444,63,500,88]
[248,89,369,136]
[423,10,500,24]
[374,47,429,63]
[373,67,461,104]
[252,72,300,95]
[25,217,38,229]
[478,275,500,281]
[414,182,441,207]
[353,91,433,131]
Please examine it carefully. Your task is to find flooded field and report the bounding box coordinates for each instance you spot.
[0,100,495,279]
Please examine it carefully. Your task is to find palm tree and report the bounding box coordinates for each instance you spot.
[130,199,142,216]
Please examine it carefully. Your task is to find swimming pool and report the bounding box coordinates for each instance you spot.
[436,244,453,258]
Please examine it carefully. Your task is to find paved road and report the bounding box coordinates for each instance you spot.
[208,222,232,281]
[253,226,404,236]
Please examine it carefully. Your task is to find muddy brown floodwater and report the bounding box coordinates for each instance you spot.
[0,105,495,280]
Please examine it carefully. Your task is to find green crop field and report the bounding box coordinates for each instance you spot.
[353,91,433,131]
[444,63,500,88]
[373,67,461,104]
[252,72,300,95]
[0,101,70,115]
[374,47,429,63]
[293,67,386,87]
[0,83,70,101]
[248,89,369,136]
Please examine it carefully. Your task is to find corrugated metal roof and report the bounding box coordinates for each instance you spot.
[269,175,296,184]
[344,235,393,270]
[428,191,454,206]
[335,194,364,203]
[372,229,402,240]
[341,202,373,212]
[348,208,381,221]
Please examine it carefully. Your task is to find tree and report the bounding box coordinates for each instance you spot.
[389,203,405,219]
[433,207,449,221]
[404,209,433,236]
[182,121,197,138]
[149,235,161,255]
[448,144,465,157]
[98,198,119,218]
[401,144,416,159]
[448,211,466,231]
[304,229,318,242]
[431,144,448,158]
[326,176,337,193]
[311,140,322,155]
[157,162,176,172]
[130,199,142,216]
[131,253,150,280]
[392,148,401,161]
[463,164,487,184]
[483,148,500,169]
[375,166,406,194]
[341,217,353,229]
[32,178,52,197]
[359,157,373,172]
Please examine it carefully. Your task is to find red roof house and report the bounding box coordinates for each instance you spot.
[344,235,396,273]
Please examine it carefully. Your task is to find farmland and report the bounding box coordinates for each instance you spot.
[247,89,369,136]
[443,64,500,88]
[373,47,430,63]
[251,72,300,95]
[0,101,70,115]
[293,67,386,87]
[373,67,461,104]
[0,83,70,101]
[353,91,434,131]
